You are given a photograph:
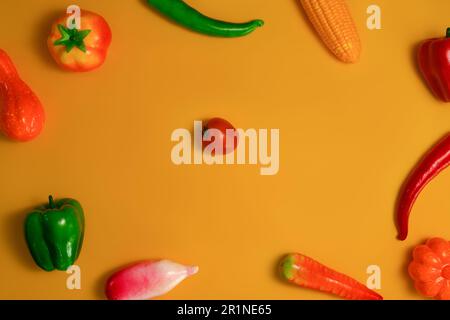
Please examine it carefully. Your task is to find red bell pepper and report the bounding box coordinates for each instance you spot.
[397,133,450,240]
[47,10,112,72]
[418,28,450,102]
[0,49,45,141]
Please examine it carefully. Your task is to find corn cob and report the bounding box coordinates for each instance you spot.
[300,0,361,63]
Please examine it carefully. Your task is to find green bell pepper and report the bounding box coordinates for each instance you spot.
[24,196,85,271]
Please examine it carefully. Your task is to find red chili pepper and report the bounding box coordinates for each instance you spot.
[418,28,450,102]
[397,133,450,240]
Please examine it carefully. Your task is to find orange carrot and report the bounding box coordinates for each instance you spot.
[280,253,383,300]
[300,0,361,63]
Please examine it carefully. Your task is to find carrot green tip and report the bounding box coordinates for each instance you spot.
[279,254,296,281]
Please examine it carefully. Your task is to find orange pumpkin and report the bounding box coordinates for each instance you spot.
[408,238,450,300]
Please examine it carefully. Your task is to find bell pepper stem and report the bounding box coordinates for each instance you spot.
[48,195,55,209]
[447,28,450,38]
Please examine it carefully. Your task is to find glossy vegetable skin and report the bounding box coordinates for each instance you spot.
[105,260,198,300]
[418,28,450,102]
[24,196,85,271]
[0,49,45,141]
[48,10,112,72]
[203,118,238,155]
[397,133,450,240]
[300,0,361,63]
[146,0,263,37]
[409,238,450,300]
[280,253,383,300]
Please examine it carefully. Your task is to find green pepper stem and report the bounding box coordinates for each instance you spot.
[447,28,450,38]
[48,195,55,209]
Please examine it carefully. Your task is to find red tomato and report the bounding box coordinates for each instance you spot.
[47,10,112,72]
[203,118,238,155]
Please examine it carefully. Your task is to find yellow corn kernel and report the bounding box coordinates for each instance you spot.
[300,0,361,63]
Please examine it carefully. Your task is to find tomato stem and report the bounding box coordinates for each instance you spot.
[54,24,91,53]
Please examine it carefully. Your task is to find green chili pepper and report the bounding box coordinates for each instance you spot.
[146,0,264,37]
[24,196,85,271]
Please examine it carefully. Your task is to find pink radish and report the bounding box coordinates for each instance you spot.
[105,260,198,300]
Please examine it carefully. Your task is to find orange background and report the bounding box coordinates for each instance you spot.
[1,0,450,300]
